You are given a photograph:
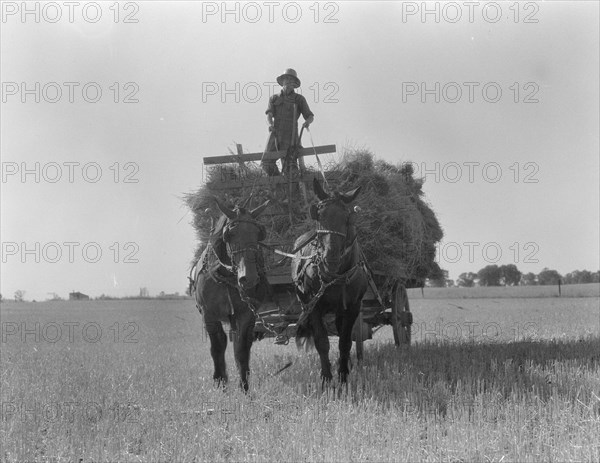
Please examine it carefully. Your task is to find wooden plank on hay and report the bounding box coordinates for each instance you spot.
[203,145,336,165]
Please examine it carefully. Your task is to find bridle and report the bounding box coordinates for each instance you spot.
[293,198,364,324]
[193,214,286,344]
[312,199,357,271]
[213,217,266,275]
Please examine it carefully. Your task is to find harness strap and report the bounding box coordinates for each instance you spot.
[306,127,330,190]
[208,243,235,272]
[258,242,318,260]
[291,231,317,254]
[316,229,346,238]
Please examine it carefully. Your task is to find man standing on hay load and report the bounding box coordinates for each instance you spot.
[262,68,314,176]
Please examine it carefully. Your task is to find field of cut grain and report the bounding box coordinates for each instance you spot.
[1,286,599,462]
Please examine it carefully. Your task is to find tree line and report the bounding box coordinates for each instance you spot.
[429,265,600,288]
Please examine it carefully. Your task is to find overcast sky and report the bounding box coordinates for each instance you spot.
[1,1,598,300]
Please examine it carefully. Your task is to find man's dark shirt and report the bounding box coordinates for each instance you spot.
[265,90,314,152]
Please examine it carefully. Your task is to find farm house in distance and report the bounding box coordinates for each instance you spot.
[69,291,90,301]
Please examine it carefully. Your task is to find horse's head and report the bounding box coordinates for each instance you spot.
[309,178,361,275]
[214,196,270,291]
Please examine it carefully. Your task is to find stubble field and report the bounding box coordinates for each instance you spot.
[1,284,599,462]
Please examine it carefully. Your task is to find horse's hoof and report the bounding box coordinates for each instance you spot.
[321,374,333,388]
[213,377,228,391]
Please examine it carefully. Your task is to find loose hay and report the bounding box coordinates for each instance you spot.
[184,148,443,283]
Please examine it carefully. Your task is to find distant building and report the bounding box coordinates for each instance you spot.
[69,291,90,301]
[158,291,183,299]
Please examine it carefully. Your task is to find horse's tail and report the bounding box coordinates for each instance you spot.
[295,311,315,352]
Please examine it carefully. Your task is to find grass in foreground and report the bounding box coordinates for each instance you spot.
[1,299,599,462]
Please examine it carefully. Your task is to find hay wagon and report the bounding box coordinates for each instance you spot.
[200,142,414,355]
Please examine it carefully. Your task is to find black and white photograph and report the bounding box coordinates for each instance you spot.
[1,1,599,461]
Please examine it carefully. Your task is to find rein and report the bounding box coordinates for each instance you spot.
[258,229,320,260]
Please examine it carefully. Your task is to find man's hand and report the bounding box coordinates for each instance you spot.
[303,115,314,129]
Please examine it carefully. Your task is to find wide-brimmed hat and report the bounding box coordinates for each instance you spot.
[277,68,301,88]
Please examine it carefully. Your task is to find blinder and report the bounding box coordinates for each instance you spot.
[222,219,266,243]
[310,198,355,230]
[257,223,267,242]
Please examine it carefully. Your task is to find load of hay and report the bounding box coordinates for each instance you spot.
[184,148,443,284]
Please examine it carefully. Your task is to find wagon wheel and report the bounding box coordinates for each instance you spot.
[391,282,412,346]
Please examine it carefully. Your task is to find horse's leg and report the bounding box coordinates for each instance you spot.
[233,309,255,392]
[336,304,360,383]
[205,321,228,387]
[310,306,332,385]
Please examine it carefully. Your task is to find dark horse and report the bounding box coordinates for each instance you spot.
[292,179,369,383]
[192,196,270,391]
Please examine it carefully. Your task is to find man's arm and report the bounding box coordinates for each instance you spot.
[265,95,276,131]
[297,94,314,128]
[266,113,274,131]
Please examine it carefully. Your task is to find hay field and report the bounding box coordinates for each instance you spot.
[1,287,599,462]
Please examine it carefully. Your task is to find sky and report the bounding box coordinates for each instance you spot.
[1,1,599,301]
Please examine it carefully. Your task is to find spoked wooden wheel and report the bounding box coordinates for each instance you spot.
[391,282,412,346]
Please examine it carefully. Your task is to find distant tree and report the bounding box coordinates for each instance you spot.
[500,264,522,286]
[577,270,593,284]
[428,269,448,287]
[457,272,477,287]
[478,265,501,286]
[563,272,574,284]
[14,290,25,302]
[593,271,600,283]
[565,270,593,284]
[537,268,562,286]
[520,272,537,285]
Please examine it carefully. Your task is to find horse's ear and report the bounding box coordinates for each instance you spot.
[240,196,252,209]
[213,196,236,220]
[340,186,361,204]
[250,200,270,219]
[313,178,329,201]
